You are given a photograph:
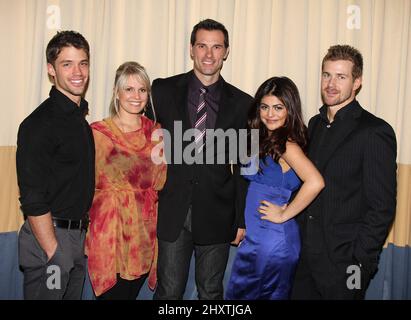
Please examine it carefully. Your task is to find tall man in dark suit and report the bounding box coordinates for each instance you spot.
[291,45,397,299]
[150,19,252,299]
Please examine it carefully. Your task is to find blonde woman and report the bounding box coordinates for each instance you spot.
[85,62,166,299]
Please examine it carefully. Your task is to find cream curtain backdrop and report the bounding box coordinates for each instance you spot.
[0,0,410,265]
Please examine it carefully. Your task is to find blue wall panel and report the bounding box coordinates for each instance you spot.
[0,232,23,299]
[2,231,410,300]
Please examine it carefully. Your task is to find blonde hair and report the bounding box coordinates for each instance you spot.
[109,61,153,118]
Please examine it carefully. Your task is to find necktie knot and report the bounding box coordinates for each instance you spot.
[199,87,207,95]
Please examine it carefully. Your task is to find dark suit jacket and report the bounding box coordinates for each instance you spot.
[150,71,253,244]
[299,100,397,276]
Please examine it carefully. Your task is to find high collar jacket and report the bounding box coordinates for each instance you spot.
[298,100,397,275]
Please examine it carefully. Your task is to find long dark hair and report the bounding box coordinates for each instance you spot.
[248,76,308,162]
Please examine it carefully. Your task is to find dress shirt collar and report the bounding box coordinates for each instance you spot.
[49,86,89,116]
[189,71,223,96]
[319,99,362,123]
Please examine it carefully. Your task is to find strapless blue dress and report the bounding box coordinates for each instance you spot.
[226,156,301,300]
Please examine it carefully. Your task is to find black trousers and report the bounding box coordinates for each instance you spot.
[18,220,86,300]
[291,249,370,300]
[154,208,230,300]
[97,273,148,300]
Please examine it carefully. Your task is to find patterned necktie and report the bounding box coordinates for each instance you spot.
[194,87,207,151]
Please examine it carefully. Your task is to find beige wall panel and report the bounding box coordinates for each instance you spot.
[386,163,411,247]
[0,147,23,233]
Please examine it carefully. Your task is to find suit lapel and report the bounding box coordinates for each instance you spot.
[214,80,233,130]
[175,73,191,132]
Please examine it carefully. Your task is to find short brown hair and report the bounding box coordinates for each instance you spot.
[322,45,363,79]
[46,31,90,67]
[190,19,229,48]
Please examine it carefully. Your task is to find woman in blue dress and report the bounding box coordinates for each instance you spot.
[226,77,324,300]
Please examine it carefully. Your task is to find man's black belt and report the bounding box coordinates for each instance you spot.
[52,215,89,230]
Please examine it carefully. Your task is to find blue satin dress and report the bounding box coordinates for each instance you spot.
[226,156,301,300]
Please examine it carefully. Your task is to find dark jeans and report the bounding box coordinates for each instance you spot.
[97,273,148,300]
[154,209,230,300]
[18,220,86,300]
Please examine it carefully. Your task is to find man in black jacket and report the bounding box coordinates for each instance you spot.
[150,19,252,299]
[291,45,397,299]
[16,31,95,299]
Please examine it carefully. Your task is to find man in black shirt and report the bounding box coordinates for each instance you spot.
[291,45,397,299]
[16,31,95,299]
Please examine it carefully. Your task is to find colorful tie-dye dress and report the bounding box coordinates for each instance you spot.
[85,117,166,296]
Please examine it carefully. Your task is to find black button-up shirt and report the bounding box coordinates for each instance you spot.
[309,99,359,169]
[187,72,222,129]
[16,86,95,220]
